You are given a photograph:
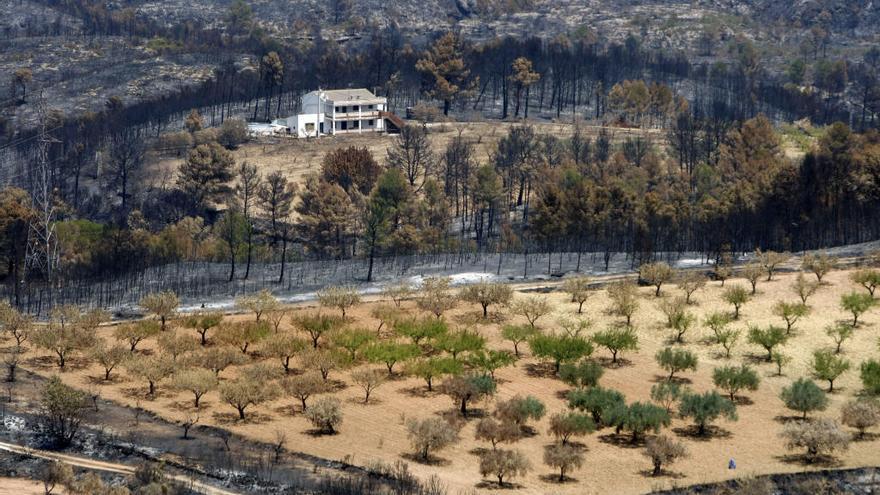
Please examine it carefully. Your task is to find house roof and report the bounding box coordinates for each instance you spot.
[315,88,384,103]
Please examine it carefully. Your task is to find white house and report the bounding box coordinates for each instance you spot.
[274,88,402,138]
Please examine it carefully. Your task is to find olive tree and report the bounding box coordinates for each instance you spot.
[645,434,688,476]
[544,443,584,482]
[317,285,361,318]
[803,253,837,282]
[861,359,880,395]
[559,359,604,389]
[416,277,458,318]
[655,347,697,381]
[712,365,760,401]
[607,282,639,326]
[351,368,386,404]
[840,292,874,327]
[781,378,828,419]
[182,312,223,346]
[139,291,179,331]
[792,273,819,304]
[529,334,593,373]
[826,323,854,354]
[562,277,593,313]
[124,355,175,397]
[678,271,706,304]
[495,395,545,431]
[478,449,530,487]
[747,325,788,361]
[509,295,552,328]
[172,368,218,408]
[501,324,537,357]
[219,365,280,420]
[618,402,671,443]
[679,391,737,436]
[841,399,880,438]
[260,331,307,374]
[810,349,850,392]
[851,269,880,297]
[89,342,129,381]
[305,397,342,433]
[283,372,328,412]
[650,382,683,414]
[780,418,850,463]
[406,417,459,461]
[442,374,496,417]
[459,282,513,318]
[548,412,597,444]
[773,301,810,335]
[591,326,638,365]
[640,262,674,296]
[757,249,790,281]
[722,285,750,319]
[235,289,280,321]
[190,346,249,376]
[40,376,90,447]
[476,418,520,449]
[567,387,625,426]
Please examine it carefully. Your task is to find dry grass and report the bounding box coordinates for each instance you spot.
[148,121,664,191]
[18,268,880,494]
[0,477,43,495]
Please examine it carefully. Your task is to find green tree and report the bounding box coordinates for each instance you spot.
[640,262,674,296]
[559,359,604,389]
[773,301,810,335]
[655,347,697,381]
[529,334,593,373]
[177,142,234,212]
[459,282,513,318]
[330,328,375,362]
[840,292,875,327]
[364,341,420,375]
[317,285,361,318]
[861,359,880,395]
[851,270,880,297]
[567,387,625,426]
[394,317,448,346]
[182,312,223,346]
[811,349,851,392]
[443,374,496,417]
[591,326,639,365]
[406,357,463,391]
[607,282,639,326]
[435,329,486,360]
[139,291,179,331]
[747,325,788,361]
[467,349,516,379]
[547,412,595,445]
[679,391,737,436]
[781,378,829,419]
[415,32,477,116]
[722,285,750,319]
[501,324,537,357]
[114,321,161,352]
[650,382,683,414]
[712,365,760,401]
[40,376,90,447]
[544,443,585,482]
[619,402,671,443]
[826,323,854,354]
[215,209,248,282]
[562,277,593,313]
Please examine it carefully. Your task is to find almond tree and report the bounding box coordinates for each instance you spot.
[139,291,179,331]
[114,321,161,352]
[543,443,584,482]
[459,282,513,318]
[509,295,552,328]
[235,289,279,321]
[283,372,327,412]
[645,435,688,476]
[407,417,459,461]
[562,277,593,314]
[182,312,224,346]
[172,368,218,408]
[317,285,361,318]
[89,343,129,381]
[125,354,175,397]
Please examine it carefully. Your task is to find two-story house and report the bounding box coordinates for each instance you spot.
[277,88,401,138]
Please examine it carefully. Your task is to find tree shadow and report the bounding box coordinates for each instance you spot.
[474,480,526,490]
[346,397,385,407]
[672,425,732,441]
[399,385,437,398]
[852,432,879,442]
[524,362,556,379]
[743,353,773,365]
[774,453,844,468]
[637,468,687,480]
[731,395,754,406]
[651,374,692,385]
[86,374,120,386]
[303,428,339,437]
[773,414,810,424]
[596,357,633,368]
[211,411,274,425]
[401,452,452,466]
[598,432,645,449]
[538,474,580,484]
[120,386,163,401]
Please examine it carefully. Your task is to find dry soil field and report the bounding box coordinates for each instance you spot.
[150,120,665,190]
[18,267,880,494]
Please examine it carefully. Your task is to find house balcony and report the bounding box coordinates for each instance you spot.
[328,111,381,120]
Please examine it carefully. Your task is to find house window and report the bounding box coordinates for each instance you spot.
[368,119,374,126]
[305,123,315,132]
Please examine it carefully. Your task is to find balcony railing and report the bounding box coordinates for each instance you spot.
[328,110,380,119]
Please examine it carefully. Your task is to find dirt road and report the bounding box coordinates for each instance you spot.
[0,441,241,495]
